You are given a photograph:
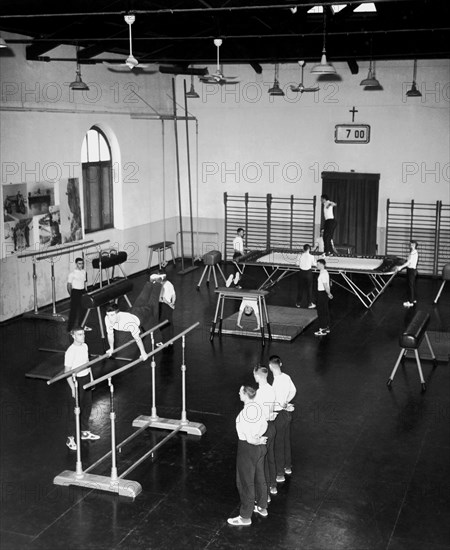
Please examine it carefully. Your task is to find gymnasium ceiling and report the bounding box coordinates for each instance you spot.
[0,0,449,75]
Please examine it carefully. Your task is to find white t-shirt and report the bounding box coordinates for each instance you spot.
[233,235,244,254]
[160,280,176,308]
[323,201,335,220]
[239,298,260,319]
[406,249,418,269]
[272,372,297,411]
[318,269,330,291]
[254,383,276,421]
[64,342,90,378]
[68,268,86,290]
[105,311,140,338]
[298,251,316,270]
[236,401,268,442]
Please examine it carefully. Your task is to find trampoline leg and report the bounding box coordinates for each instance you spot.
[433,281,445,304]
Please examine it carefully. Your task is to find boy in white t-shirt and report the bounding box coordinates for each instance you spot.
[314,258,333,336]
[64,327,100,450]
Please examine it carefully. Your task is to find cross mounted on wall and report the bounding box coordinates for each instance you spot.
[349,106,358,122]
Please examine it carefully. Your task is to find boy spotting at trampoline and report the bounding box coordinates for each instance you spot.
[104,303,148,361]
[395,240,419,308]
[65,327,99,450]
[232,227,246,260]
[314,258,333,337]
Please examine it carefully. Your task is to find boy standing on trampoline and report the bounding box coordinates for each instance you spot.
[321,194,337,256]
[65,327,99,450]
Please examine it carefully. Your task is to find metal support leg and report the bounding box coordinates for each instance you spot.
[210,292,222,341]
[197,265,209,290]
[387,349,407,387]
[424,332,437,366]
[433,280,446,304]
[414,349,426,391]
[73,376,83,477]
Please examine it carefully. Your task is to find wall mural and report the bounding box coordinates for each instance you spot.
[2,178,83,257]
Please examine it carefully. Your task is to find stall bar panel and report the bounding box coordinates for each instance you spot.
[386,199,449,276]
[224,193,268,261]
[269,195,316,250]
[437,202,450,274]
[224,193,316,261]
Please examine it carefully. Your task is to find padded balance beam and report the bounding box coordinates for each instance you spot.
[82,279,134,309]
[387,311,437,392]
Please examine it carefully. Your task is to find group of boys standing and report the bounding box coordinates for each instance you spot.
[228,355,297,526]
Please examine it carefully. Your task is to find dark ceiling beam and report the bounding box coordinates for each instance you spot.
[0,1,423,19]
[347,59,359,74]
[26,40,64,59]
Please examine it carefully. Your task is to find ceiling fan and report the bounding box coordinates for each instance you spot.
[290,61,320,93]
[199,39,239,85]
[103,15,156,73]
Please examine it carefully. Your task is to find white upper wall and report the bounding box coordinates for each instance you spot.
[179,59,450,228]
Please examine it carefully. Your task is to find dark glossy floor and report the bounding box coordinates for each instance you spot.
[1,264,449,550]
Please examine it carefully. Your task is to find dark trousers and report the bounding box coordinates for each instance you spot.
[159,302,174,342]
[236,440,268,518]
[407,268,418,303]
[71,374,93,433]
[68,289,86,331]
[274,410,293,474]
[263,421,277,488]
[323,219,337,254]
[317,291,330,329]
[297,269,313,307]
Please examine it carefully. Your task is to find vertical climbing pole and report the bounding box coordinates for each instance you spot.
[172,78,185,272]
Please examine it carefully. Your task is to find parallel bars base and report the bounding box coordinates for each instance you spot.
[53,471,142,498]
[132,415,206,436]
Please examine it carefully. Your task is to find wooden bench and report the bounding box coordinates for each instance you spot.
[147,241,176,270]
[387,311,437,392]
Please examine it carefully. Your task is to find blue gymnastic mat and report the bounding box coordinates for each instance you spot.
[220,305,317,341]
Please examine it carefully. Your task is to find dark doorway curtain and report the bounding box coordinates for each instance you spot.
[321,171,380,256]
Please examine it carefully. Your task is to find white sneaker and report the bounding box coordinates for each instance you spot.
[81,431,100,440]
[66,436,77,450]
[308,303,316,309]
[403,301,413,307]
[225,274,234,288]
[233,272,241,285]
[314,329,327,336]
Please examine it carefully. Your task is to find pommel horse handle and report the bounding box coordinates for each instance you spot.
[83,322,200,390]
[46,320,169,386]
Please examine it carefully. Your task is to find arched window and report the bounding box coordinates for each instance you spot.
[81,127,113,233]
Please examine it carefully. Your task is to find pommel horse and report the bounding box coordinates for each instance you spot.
[48,321,205,498]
